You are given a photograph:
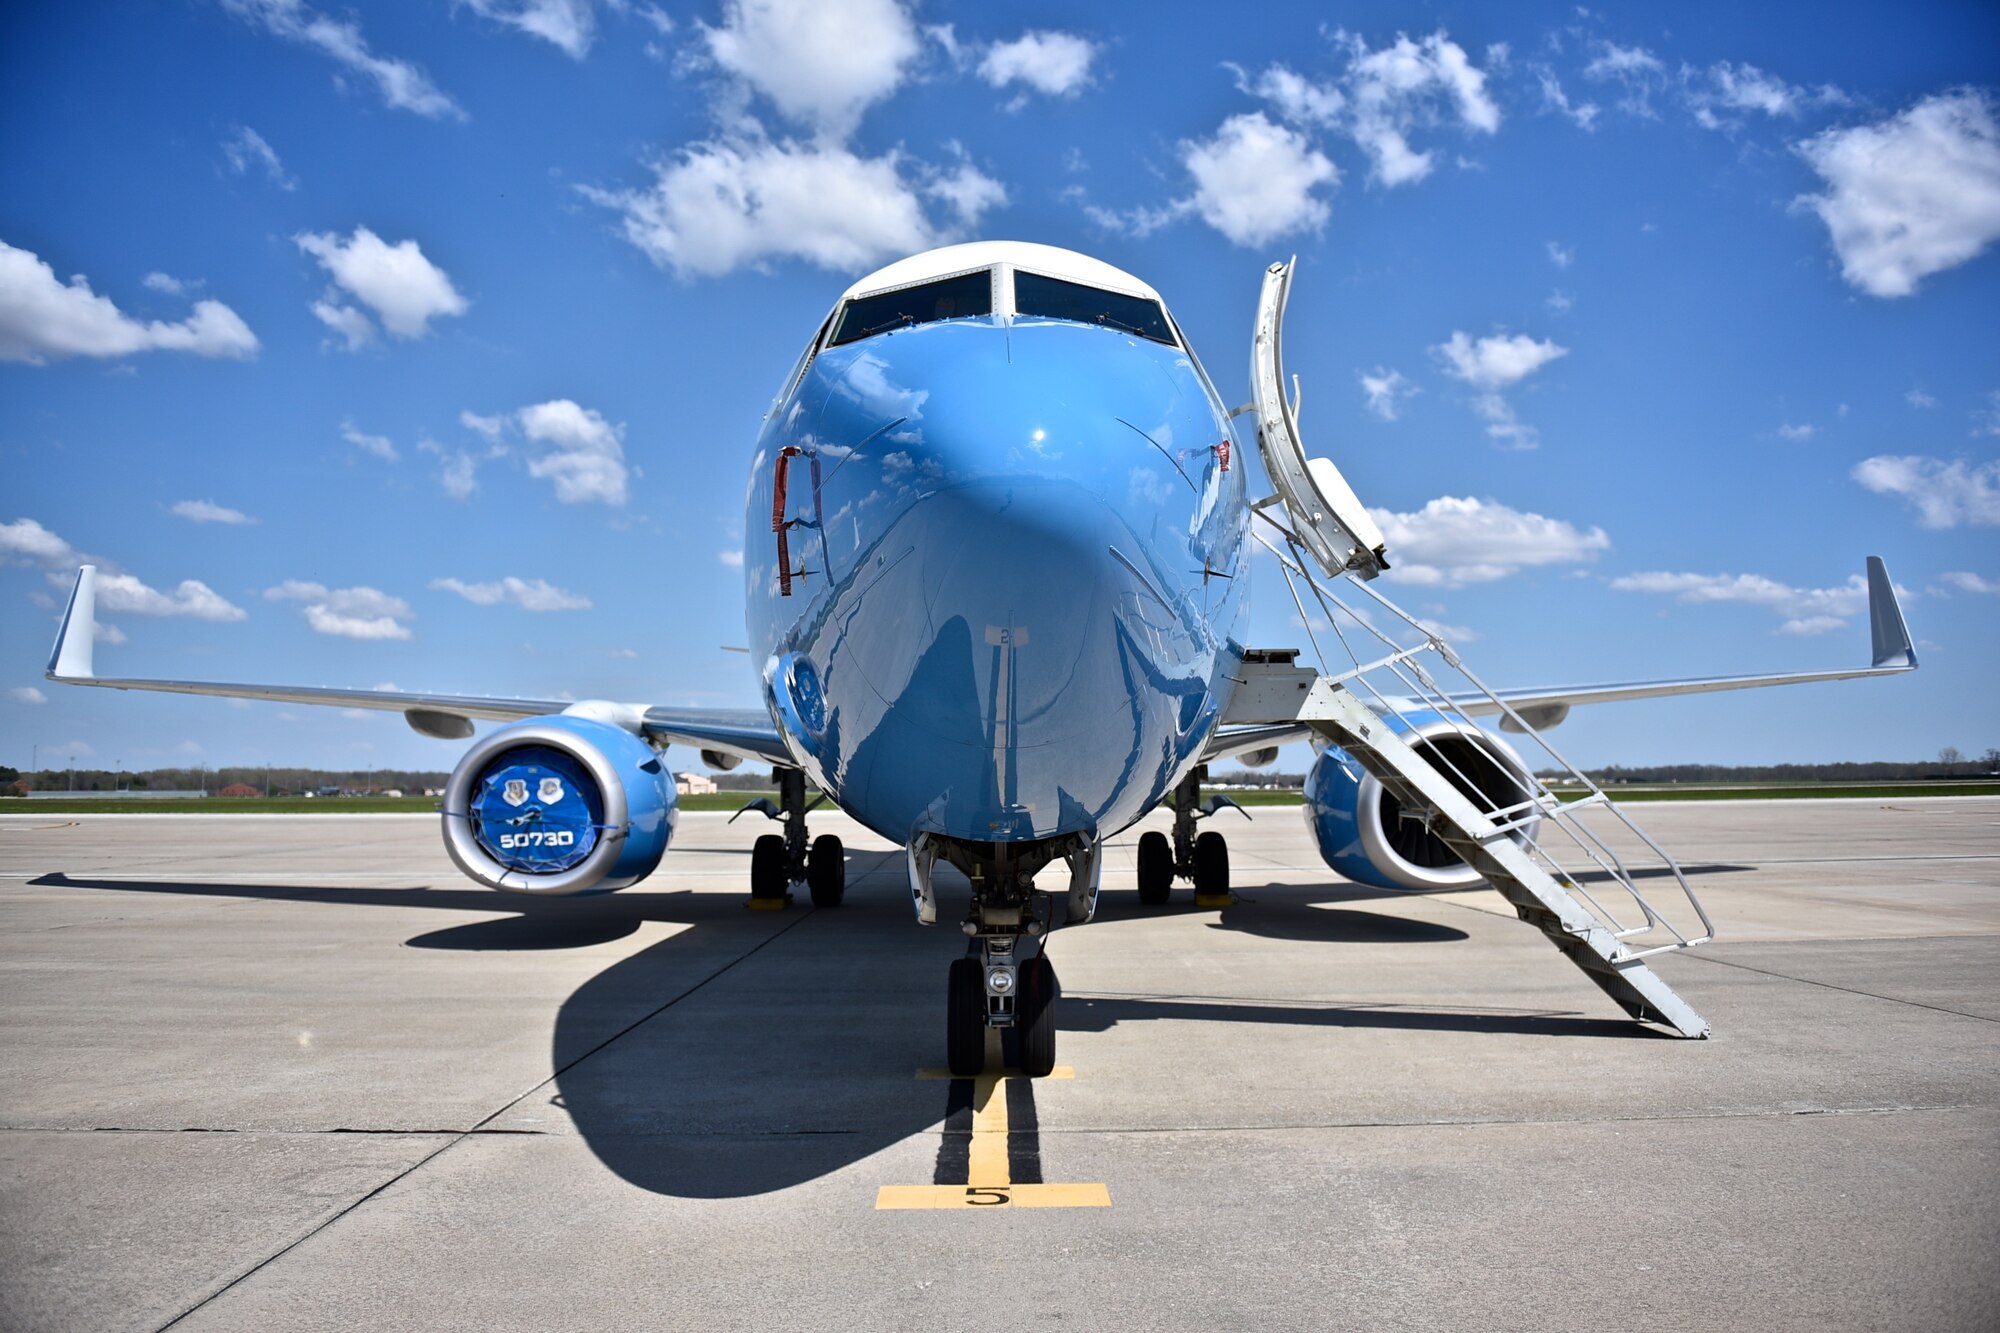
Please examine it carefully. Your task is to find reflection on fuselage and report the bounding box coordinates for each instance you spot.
[745,316,1250,846]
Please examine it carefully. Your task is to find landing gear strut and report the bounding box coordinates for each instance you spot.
[927,836,1087,1078]
[739,766,843,907]
[1136,764,1247,906]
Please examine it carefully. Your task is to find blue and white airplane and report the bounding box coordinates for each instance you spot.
[45,241,1917,1077]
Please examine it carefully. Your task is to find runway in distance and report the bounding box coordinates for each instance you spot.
[44,241,1919,1076]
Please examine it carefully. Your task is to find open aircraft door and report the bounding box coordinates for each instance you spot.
[1249,258,1390,581]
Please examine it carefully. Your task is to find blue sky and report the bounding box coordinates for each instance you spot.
[4,0,1998,778]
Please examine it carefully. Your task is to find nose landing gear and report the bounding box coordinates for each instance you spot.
[925,835,1084,1078]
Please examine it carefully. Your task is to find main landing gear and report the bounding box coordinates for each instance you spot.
[735,766,844,908]
[1136,764,1248,907]
[924,836,1093,1079]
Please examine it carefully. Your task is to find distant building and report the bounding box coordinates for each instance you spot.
[676,773,717,796]
[217,783,261,798]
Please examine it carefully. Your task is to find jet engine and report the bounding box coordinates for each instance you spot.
[1303,714,1539,892]
[441,715,677,896]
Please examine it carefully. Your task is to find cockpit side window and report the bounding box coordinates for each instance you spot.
[828,270,994,347]
[1013,271,1176,347]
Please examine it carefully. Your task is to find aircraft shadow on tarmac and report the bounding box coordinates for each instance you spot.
[33,862,1685,1199]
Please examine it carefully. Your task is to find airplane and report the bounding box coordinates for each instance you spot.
[43,240,1918,1078]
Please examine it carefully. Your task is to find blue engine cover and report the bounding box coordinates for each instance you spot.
[450,715,677,895]
[1301,710,1527,893]
[1302,743,1408,892]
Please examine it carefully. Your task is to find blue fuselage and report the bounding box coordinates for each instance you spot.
[744,315,1250,846]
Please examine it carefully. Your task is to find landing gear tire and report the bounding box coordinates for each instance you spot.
[1193,830,1229,897]
[807,833,845,907]
[1136,830,1173,905]
[1016,954,1059,1077]
[947,957,985,1077]
[749,833,788,901]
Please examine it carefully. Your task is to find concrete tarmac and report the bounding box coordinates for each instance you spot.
[2,797,1996,1331]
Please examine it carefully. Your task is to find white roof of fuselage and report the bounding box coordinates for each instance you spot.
[840,241,1162,302]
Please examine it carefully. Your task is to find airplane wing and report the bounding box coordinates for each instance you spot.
[44,565,794,767]
[1199,555,1917,758]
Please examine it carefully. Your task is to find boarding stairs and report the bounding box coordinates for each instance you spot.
[1233,256,1715,1037]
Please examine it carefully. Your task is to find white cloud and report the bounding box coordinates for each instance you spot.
[143,272,192,295]
[699,0,920,137]
[430,576,591,611]
[4,517,244,624]
[718,548,745,568]
[1370,496,1609,586]
[1231,63,1344,127]
[96,572,246,621]
[1941,571,2000,595]
[1851,454,2000,528]
[1546,289,1573,312]
[296,228,469,341]
[1581,41,1666,117]
[1776,422,1816,441]
[1181,112,1338,247]
[436,449,480,500]
[222,126,296,189]
[1977,389,2000,437]
[311,298,375,350]
[221,0,465,120]
[1905,387,1937,409]
[341,420,398,462]
[460,410,507,440]
[462,0,595,58]
[1546,240,1573,268]
[1433,331,1567,448]
[1435,330,1567,388]
[0,517,79,566]
[979,31,1098,100]
[0,240,258,364]
[586,133,1001,278]
[265,580,414,639]
[1794,90,2000,299]
[519,399,629,505]
[10,687,47,705]
[1335,30,1501,186]
[1610,570,1878,633]
[1685,61,1816,129]
[1536,68,1598,130]
[94,623,127,646]
[1359,368,1416,421]
[170,500,255,525]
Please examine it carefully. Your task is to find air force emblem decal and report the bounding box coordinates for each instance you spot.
[538,776,566,804]
[502,779,529,807]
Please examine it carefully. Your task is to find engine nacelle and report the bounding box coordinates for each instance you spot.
[442,715,677,896]
[1303,714,1539,892]
[1235,745,1281,769]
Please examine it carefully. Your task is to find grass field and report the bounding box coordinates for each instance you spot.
[6,782,1995,816]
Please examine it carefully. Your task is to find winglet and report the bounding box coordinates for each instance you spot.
[46,565,97,681]
[1866,556,1916,670]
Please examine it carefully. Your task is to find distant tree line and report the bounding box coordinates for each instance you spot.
[1563,750,2000,784]
[1,766,451,796]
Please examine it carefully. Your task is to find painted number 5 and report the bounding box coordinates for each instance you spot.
[964,1188,1010,1206]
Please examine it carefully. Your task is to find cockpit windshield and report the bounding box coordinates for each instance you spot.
[1013,271,1176,346]
[828,270,993,347]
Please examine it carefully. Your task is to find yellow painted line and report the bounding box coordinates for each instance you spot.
[915,1066,1074,1080]
[967,1074,1008,1186]
[876,1182,1111,1210]
[745,894,793,911]
[1193,893,1232,908]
